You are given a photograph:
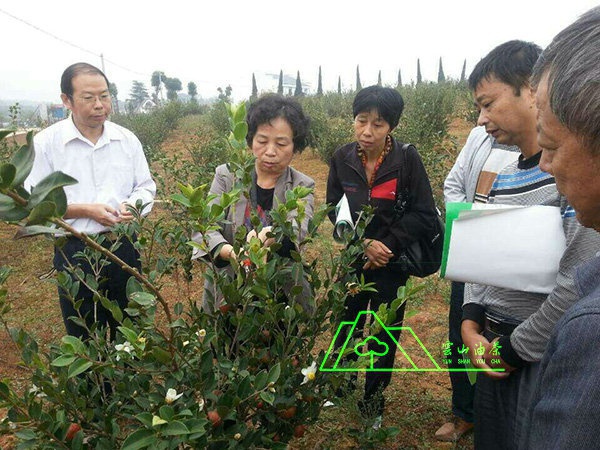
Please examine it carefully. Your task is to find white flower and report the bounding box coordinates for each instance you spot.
[269,387,276,393]
[29,384,47,398]
[182,341,190,347]
[234,433,242,440]
[196,329,206,341]
[301,361,318,385]
[115,341,134,361]
[165,388,183,404]
[198,398,205,411]
[285,305,291,310]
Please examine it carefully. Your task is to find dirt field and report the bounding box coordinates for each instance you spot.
[0,118,475,449]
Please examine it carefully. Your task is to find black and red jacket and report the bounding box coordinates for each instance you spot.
[326,137,437,264]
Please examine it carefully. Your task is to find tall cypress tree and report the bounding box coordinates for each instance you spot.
[417,59,422,85]
[377,70,382,86]
[356,65,362,91]
[337,76,342,94]
[251,73,258,99]
[397,68,402,88]
[460,59,467,83]
[317,66,323,96]
[294,71,303,96]
[277,70,283,95]
[437,57,446,83]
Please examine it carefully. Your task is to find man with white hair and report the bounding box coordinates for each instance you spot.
[521,7,600,448]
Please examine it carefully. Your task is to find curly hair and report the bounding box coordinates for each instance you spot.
[246,94,310,153]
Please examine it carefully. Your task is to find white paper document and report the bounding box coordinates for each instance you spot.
[334,194,354,241]
[443,203,566,294]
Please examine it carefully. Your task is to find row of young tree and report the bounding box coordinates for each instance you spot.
[250,58,469,99]
[126,71,199,113]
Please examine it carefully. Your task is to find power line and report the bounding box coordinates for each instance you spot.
[0,6,148,77]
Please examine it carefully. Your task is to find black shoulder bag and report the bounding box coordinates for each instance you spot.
[394,143,445,278]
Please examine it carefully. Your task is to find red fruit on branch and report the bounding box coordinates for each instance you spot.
[294,424,306,438]
[65,423,81,441]
[207,410,222,427]
[278,406,297,419]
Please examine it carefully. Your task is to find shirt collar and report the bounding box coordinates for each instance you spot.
[62,116,122,147]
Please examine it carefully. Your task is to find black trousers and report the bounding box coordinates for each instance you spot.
[53,235,141,341]
[473,329,539,450]
[334,266,407,417]
[447,281,475,422]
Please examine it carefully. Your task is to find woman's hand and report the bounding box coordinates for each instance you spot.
[218,244,237,262]
[247,226,275,247]
[362,239,394,270]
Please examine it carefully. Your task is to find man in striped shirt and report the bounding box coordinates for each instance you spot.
[460,40,600,449]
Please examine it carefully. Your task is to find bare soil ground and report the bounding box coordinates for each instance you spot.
[0,117,475,449]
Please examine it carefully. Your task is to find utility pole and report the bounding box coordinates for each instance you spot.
[100,53,105,74]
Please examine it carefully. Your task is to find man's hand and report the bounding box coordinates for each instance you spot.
[119,203,135,222]
[461,319,510,380]
[483,337,517,374]
[362,239,394,270]
[65,203,124,226]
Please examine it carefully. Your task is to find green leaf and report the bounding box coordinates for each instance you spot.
[0,381,9,398]
[0,205,29,222]
[26,201,56,226]
[44,187,68,216]
[158,405,174,420]
[51,355,77,367]
[0,164,16,189]
[162,421,190,436]
[61,335,86,354]
[10,133,36,187]
[13,225,63,239]
[129,291,156,307]
[254,370,268,391]
[259,391,275,405]
[267,363,281,384]
[126,277,145,298]
[67,359,93,378]
[121,428,156,450]
[233,122,248,142]
[117,326,138,343]
[15,429,37,440]
[170,193,191,208]
[28,171,78,208]
[233,102,246,124]
[152,347,172,365]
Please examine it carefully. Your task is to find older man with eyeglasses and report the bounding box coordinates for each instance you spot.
[25,62,156,341]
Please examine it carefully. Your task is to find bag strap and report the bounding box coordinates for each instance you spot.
[395,143,413,216]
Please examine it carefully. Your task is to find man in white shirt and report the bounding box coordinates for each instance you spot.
[25,62,156,340]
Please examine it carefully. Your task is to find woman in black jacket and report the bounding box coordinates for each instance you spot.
[326,85,437,426]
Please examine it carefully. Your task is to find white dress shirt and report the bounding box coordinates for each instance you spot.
[25,117,156,234]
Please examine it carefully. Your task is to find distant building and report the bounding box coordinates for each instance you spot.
[47,104,67,124]
[254,72,312,96]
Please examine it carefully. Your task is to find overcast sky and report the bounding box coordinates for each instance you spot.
[1,0,598,104]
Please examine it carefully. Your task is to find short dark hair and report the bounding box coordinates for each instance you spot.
[246,94,310,153]
[352,86,404,129]
[61,62,110,97]
[468,40,542,95]
[532,6,600,154]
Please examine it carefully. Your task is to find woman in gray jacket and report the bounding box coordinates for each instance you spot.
[192,94,315,314]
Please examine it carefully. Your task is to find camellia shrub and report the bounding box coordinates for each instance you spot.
[0,107,412,449]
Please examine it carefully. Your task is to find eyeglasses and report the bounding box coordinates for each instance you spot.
[71,93,112,105]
